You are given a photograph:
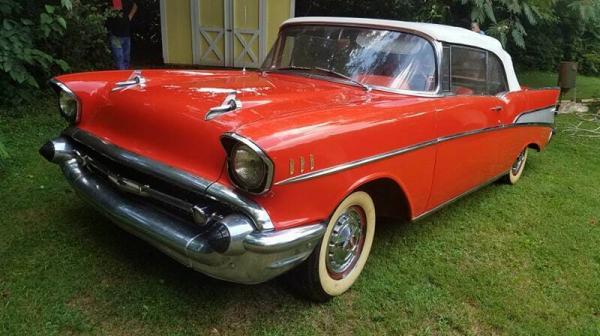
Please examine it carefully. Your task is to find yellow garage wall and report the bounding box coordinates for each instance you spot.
[267,0,293,54]
[162,0,193,64]
[162,0,294,65]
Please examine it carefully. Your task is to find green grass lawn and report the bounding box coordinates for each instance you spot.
[1,100,599,335]
[518,70,600,100]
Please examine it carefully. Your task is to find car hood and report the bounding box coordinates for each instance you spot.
[55,69,370,184]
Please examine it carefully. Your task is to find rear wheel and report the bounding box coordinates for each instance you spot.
[290,191,376,302]
[505,148,528,184]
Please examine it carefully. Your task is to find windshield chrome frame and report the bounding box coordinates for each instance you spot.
[264,22,445,98]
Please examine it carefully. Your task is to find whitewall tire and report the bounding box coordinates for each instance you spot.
[290,191,376,301]
[507,148,528,184]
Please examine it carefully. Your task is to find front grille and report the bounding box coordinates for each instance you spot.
[68,136,231,224]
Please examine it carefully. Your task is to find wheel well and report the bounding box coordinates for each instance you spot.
[527,143,541,152]
[357,178,411,221]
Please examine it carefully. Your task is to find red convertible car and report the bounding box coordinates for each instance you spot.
[41,17,559,301]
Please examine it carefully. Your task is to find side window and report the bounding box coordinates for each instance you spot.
[450,46,486,95]
[487,54,508,95]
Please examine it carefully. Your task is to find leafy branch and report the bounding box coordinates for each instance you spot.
[0,0,72,91]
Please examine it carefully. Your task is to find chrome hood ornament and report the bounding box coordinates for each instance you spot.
[205,90,242,120]
[112,70,146,92]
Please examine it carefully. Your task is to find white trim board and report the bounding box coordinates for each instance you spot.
[190,0,200,64]
[159,0,169,63]
[290,0,295,17]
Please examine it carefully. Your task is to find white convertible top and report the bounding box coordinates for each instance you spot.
[282,17,521,92]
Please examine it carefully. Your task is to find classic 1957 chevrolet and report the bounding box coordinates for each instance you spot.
[40,17,559,301]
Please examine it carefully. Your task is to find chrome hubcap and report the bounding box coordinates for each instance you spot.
[326,206,366,279]
[511,150,526,175]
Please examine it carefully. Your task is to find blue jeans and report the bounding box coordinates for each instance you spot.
[110,35,131,70]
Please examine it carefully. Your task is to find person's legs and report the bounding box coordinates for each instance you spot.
[121,37,131,69]
[110,35,126,70]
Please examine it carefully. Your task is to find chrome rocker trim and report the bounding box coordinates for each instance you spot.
[41,135,325,284]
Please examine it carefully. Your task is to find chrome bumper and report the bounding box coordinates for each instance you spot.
[41,135,324,284]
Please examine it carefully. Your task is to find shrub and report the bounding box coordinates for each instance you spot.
[46,1,113,72]
[0,0,117,108]
[0,0,72,106]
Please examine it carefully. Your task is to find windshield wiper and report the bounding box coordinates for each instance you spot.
[311,67,371,92]
[266,66,371,92]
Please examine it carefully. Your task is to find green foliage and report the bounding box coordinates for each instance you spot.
[0,0,72,106]
[512,0,600,75]
[0,0,116,108]
[299,0,543,50]
[582,52,600,75]
[299,0,600,74]
[296,0,419,20]
[461,0,541,49]
[0,1,71,85]
[0,137,8,169]
[45,2,113,72]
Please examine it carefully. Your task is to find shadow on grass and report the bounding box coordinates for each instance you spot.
[38,176,508,331]
[58,202,310,305]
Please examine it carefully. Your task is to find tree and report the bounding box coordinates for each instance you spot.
[463,0,542,48]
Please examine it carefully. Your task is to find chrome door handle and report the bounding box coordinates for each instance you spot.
[491,106,503,112]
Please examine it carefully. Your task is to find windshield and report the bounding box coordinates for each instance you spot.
[262,25,438,92]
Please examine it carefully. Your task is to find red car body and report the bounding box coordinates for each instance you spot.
[41,18,559,299]
[54,69,557,227]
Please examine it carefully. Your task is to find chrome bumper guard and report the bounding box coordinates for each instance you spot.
[40,134,324,284]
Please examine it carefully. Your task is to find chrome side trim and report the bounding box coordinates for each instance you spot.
[437,125,503,143]
[276,139,438,185]
[412,171,508,221]
[275,122,553,186]
[63,128,275,231]
[221,132,275,195]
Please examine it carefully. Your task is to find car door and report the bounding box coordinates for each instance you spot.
[427,45,506,209]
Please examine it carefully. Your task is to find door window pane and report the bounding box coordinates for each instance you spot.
[450,46,486,95]
[487,54,508,95]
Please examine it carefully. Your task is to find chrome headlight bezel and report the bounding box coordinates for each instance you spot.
[50,79,80,124]
[221,133,274,195]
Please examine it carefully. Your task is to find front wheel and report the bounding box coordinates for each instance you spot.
[505,148,528,184]
[290,191,376,302]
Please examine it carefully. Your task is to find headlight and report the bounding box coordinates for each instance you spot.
[222,134,274,194]
[59,91,79,123]
[232,143,266,189]
[51,79,80,124]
